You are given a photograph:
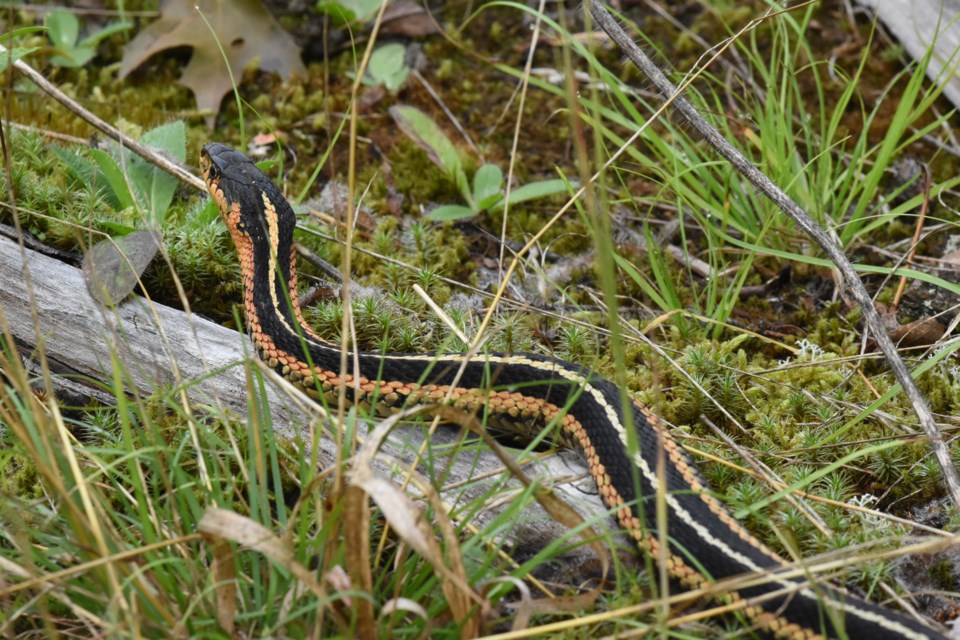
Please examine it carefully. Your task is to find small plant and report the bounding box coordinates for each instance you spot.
[45,9,130,68]
[316,0,382,24]
[0,27,44,72]
[359,43,410,92]
[53,121,190,304]
[389,105,573,221]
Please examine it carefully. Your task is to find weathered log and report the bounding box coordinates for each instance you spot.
[857,0,960,110]
[0,232,624,576]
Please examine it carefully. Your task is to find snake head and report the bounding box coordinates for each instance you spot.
[200,143,296,245]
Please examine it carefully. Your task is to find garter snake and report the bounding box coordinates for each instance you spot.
[200,142,945,639]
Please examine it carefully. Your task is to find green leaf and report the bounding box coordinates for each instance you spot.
[473,164,503,211]
[389,105,462,177]
[47,10,79,49]
[79,20,132,48]
[99,221,140,235]
[427,204,476,221]
[0,26,47,43]
[454,167,472,206]
[187,197,222,229]
[141,120,187,163]
[614,252,669,311]
[88,148,135,211]
[51,146,95,182]
[124,121,186,224]
[316,0,383,24]
[365,43,409,91]
[0,46,38,74]
[499,179,571,208]
[50,45,95,68]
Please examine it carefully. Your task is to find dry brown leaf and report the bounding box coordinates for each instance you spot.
[380,1,438,38]
[119,0,305,127]
[324,565,352,597]
[82,230,160,306]
[889,316,946,348]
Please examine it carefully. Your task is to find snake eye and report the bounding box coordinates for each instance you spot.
[202,153,221,182]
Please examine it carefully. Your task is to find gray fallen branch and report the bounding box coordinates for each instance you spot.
[856,0,960,111]
[0,232,625,576]
[587,1,960,508]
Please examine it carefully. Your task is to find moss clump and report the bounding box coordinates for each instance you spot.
[314,214,471,299]
[144,202,242,317]
[0,133,117,246]
[659,337,753,427]
[300,292,446,354]
[0,449,45,506]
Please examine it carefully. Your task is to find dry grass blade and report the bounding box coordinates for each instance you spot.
[343,484,376,638]
[208,538,237,635]
[349,407,481,636]
[379,597,429,623]
[196,507,349,630]
[481,577,532,632]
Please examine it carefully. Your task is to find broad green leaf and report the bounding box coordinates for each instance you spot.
[316,0,383,24]
[141,120,187,162]
[124,121,185,224]
[473,164,503,211]
[497,179,572,208]
[82,230,160,306]
[50,45,95,68]
[0,46,37,73]
[47,10,79,49]
[79,20,132,48]
[89,148,135,211]
[365,43,409,91]
[428,204,475,221]
[389,105,462,177]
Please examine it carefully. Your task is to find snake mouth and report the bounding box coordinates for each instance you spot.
[199,146,232,226]
[199,148,219,194]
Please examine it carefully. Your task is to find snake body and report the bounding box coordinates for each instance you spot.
[200,142,944,639]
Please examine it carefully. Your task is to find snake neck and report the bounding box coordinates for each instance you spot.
[235,205,337,370]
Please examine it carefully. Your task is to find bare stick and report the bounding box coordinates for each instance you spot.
[0,45,204,192]
[587,1,960,508]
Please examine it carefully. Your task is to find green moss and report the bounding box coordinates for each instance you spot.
[300,291,451,354]
[376,139,461,209]
[0,449,45,505]
[659,338,752,427]
[144,207,242,317]
[926,560,955,591]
